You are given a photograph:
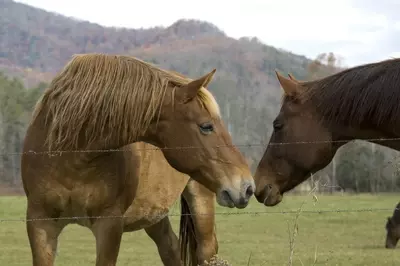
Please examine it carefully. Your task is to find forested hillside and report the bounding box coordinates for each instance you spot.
[0,0,399,194]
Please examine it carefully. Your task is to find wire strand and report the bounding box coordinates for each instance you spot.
[1,207,398,223]
[1,137,400,156]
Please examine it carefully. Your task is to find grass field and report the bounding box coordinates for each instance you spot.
[1,194,400,265]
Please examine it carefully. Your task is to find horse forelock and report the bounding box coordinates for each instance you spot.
[197,87,220,119]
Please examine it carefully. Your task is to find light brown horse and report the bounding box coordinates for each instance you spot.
[21,54,254,266]
[123,142,217,266]
[254,58,400,206]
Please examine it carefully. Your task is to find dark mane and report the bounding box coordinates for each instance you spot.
[298,58,400,129]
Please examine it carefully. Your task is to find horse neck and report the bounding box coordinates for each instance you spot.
[332,123,400,152]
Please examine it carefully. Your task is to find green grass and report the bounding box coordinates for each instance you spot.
[1,194,400,265]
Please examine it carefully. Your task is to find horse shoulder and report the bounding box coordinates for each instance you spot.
[123,143,190,230]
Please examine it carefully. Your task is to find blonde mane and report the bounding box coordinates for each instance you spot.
[31,53,220,151]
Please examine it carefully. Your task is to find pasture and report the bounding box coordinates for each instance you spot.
[1,194,399,265]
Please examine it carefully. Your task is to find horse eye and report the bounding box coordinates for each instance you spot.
[273,120,283,131]
[199,123,214,135]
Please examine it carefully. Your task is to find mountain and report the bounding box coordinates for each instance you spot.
[0,0,313,81]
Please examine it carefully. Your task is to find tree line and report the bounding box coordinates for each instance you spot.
[0,72,46,188]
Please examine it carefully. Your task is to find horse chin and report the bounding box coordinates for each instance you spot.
[255,183,283,207]
[262,193,283,207]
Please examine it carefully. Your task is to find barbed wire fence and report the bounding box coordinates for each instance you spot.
[1,206,400,223]
[1,138,400,265]
[3,136,400,156]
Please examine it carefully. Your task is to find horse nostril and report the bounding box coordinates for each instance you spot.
[245,185,254,198]
[221,189,233,203]
[265,184,273,195]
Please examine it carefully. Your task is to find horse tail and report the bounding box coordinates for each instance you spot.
[179,195,198,266]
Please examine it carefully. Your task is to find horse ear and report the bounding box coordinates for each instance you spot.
[202,69,216,88]
[177,69,216,103]
[275,69,298,96]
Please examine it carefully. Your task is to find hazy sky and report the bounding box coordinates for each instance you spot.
[15,0,400,67]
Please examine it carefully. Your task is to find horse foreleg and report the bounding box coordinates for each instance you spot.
[144,216,182,266]
[26,202,64,266]
[92,210,124,266]
[183,181,218,264]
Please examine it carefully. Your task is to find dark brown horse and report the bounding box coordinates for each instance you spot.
[21,54,254,266]
[254,58,400,206]
[386,202,400,249]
